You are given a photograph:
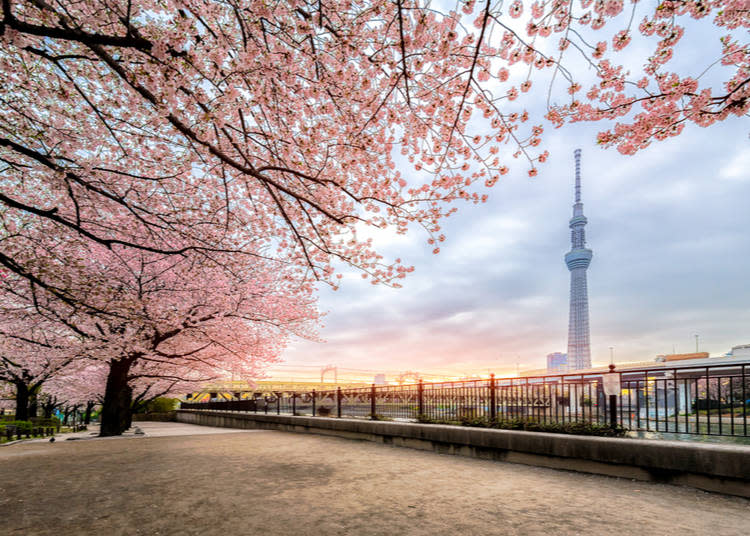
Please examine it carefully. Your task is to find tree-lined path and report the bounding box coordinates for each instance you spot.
[1,423,747,535]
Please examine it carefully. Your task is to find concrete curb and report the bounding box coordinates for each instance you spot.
[177,410,750,498]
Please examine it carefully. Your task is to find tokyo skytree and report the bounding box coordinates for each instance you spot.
[565,149,593,370]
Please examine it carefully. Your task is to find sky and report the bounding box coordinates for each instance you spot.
[277,115,749,382]
[274,11,750,383]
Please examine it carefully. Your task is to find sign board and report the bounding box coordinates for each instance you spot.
[602,373,621,396]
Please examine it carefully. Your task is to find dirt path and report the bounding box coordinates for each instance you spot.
[1,423,748,535]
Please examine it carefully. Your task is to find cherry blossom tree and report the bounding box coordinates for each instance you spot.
[0,0,745,432]
[0,217,319,434]
[41,361,106,421]
[3,1,743,296]
[0,380,15,415]
[0,310,80,420]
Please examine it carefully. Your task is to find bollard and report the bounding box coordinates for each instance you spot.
[606,364,618,428]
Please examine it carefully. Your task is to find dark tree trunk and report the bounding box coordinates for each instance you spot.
[42,398,57,419]
[28,386,39,419]
[100,357,135,437]
[84,400,95,424]
[63,407,72,425]
[14,381,30,422]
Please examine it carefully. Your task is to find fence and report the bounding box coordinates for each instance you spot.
[180,362,750,437]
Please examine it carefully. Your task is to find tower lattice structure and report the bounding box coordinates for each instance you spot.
[565,149,593,370]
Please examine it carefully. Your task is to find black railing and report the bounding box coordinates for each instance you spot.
[181,362,750,437]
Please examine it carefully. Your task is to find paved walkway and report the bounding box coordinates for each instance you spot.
[1,423,747,535]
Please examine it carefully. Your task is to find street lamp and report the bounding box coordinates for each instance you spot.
[694,334,699,353]
[609,346,614,365]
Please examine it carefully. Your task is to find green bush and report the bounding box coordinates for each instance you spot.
[416,415,627,437]
[3,420,34,432]
[31,417,61,428]
[136,397,178,414]
[367,413,393,421]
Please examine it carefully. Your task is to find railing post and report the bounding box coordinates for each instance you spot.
[312,389,316,416]
[292,391,297,416]
[417,379,424,417]
[277,394,281,415]
[337,387,342,418]
[371,384,376,420]
[490,374,497,422]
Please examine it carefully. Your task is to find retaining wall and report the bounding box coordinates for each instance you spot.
[176,410,750,498]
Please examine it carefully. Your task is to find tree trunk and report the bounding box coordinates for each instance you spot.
[100,357,134,436]
[14,381,30,421]
[42,397,57,419]
[27,386,39,419]
[84,400,95,424]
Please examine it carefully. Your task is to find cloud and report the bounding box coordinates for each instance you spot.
[719,149,750,182]
[281,110,750,381]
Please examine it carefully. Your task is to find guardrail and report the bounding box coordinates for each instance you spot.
[181,362,750,437]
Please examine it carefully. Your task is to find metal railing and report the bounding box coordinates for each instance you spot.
[180,362,750,437]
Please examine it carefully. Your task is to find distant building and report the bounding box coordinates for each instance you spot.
[547,352,568,373]
[727,344,750,359]
[655,352,710,363]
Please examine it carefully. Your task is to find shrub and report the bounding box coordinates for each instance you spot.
[3,420,34,432]
[367,413,393,421]
[136,397,179,414]
[417,415,627,437]
[31,417,61,428]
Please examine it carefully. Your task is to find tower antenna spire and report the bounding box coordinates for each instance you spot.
[574,148,582,204]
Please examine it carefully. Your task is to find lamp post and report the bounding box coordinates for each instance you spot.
[695,334,700,353]
[609,346,614,365]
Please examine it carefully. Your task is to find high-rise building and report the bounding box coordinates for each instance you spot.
[546,352,568,373]
[565,149,593,370]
